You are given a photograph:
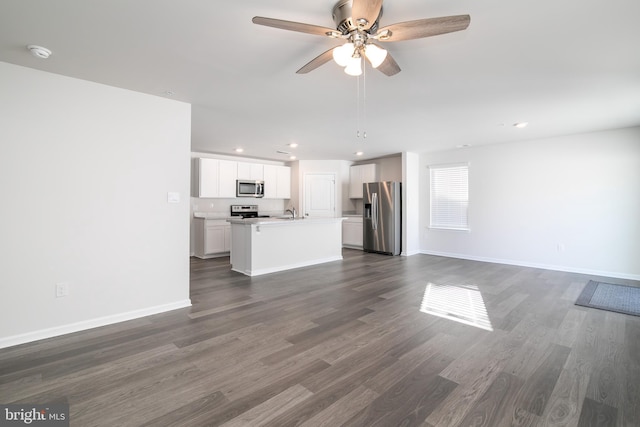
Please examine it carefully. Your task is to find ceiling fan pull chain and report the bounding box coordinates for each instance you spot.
[363,59,367,139]
[356,73,361,138]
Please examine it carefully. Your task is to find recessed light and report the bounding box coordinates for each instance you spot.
[163,90,174,96]
[289,155,296,160]
[355,151,364,156]
[235,148,244,153]
[513,122,528,128]
[27,45,51,59]
[288,143,298,148]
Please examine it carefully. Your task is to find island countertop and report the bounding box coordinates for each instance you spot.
[227,217,346,225]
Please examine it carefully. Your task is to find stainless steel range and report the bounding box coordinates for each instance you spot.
[230,205,269,218]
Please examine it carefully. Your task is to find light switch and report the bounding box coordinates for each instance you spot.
[167,192,180,203]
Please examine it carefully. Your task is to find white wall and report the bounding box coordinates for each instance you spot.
[0,62,192,347]
[420,127,640,279]
[402,152,420,256]
[373,155,403,182]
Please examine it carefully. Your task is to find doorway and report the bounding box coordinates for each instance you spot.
[303,173,336,218]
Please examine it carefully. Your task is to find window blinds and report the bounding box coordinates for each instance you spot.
[430,164,469,230]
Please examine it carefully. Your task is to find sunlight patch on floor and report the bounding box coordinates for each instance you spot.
[420,282,493,331]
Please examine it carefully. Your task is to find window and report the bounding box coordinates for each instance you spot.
[429,163,469,230]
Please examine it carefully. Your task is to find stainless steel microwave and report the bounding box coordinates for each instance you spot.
[236,180,264,198]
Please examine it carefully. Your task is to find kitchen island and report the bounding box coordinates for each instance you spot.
[228,217,345,276]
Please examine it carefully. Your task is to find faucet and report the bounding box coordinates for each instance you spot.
[285,207,297,219]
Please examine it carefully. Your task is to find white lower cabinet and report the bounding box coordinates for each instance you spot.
[194,218,231,258]
[342,216,363,249]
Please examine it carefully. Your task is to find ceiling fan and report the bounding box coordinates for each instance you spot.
[252,0,470,76]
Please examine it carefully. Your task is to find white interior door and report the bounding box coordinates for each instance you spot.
[304,173,336,218]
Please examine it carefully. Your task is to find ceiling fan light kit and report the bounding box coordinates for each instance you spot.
[252,0,470,76]
[332,42,387,75]
[333,42,354,67]
[363,43,387,68]
[344,56,363,76]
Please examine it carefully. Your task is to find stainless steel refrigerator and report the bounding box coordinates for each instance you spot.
[363,181,401,255]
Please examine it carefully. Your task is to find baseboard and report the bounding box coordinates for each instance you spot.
[342,244,363,250]
[193,252,230,259]
[401,250,421,257]
[0,299,192,349]
[419,250,640,281]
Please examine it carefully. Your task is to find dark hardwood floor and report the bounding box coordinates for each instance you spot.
[1,250,639,426]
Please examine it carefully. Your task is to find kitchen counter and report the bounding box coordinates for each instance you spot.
[227,217,341,225]
[193,212,233,220]
[229,217,346,276]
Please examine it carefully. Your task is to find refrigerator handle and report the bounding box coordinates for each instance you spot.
[372,192,378,230]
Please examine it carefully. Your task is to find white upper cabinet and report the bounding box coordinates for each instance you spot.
[349,164,377,198]
[237,162,264,180]
[198,158,220,198]
[276,166,291,199]
[263,165,291,199]
[263,165,276,198]
[197,158,291,199]
[218,160,238,198]
[196,158,237,198]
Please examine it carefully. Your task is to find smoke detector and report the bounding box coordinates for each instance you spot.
[27,45,52,59]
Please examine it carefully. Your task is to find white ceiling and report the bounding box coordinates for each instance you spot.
[2,0,639,162]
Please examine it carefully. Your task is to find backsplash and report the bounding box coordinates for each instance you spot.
[190,197,291,217]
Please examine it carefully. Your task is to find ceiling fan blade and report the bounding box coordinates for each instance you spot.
[376,15,470,42]
[374,49,401,76]
[252,16,338,37]
[296,48,336,74]
[351,0,383,30]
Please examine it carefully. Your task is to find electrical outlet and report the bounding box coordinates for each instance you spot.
[56,282,69,298]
